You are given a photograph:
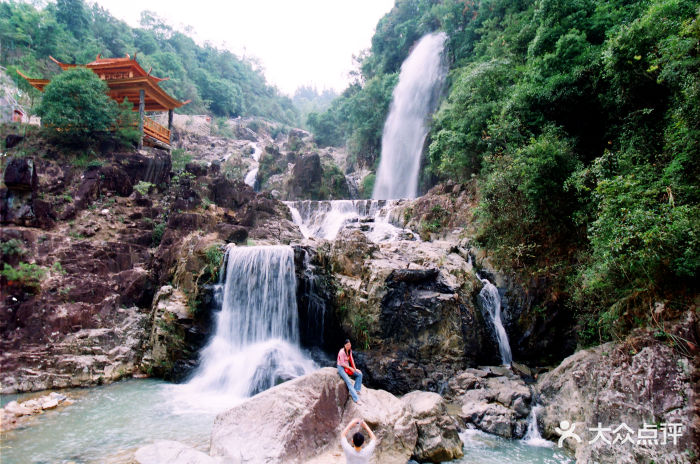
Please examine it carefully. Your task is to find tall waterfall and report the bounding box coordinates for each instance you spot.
[373,32,448,200]
[477,278,513,366]
[173,245,316,412]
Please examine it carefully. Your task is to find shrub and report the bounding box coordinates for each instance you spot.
[134,181,154,196]
[1,262,47,290]
[35,68,117,146]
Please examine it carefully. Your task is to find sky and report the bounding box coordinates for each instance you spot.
[93,0,395,96]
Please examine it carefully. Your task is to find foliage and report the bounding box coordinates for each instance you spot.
[0,238,26,256]
[360,173,376,199]
[0,0,298,124]
[311,0,700,344]
[35,67,117,146]
[134,181,154,196]
[1,262,47,289]
[151,222,166,247]
[170,148,192,172]
[203,245,224,282]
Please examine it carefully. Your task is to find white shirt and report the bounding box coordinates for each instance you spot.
[340,436,376,464]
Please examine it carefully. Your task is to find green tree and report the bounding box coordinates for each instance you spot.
[35,67,117,146]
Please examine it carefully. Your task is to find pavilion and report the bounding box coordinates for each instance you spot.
[17,54,188,149]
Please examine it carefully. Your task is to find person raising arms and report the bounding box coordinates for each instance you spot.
[340,418,377,464]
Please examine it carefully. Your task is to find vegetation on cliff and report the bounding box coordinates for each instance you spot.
[310,0,699,344]
[0,0,298,124]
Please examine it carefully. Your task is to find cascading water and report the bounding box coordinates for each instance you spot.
[477,277,513,366]
[373,32,448,200]
[284,199,413,242]
[172,245,316,412]
[522,404,552,447]
[244,142,262,189]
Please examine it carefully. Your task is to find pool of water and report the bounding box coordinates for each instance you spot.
[457,429,575,464]
[0,379,215,464]
[1,380,575,464]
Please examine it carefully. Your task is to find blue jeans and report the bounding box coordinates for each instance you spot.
[337,365,362,402]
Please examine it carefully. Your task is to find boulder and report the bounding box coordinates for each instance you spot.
[445,368,532,438]
[134,440,222,464]
[210,367,424,464]
[3,157,37,191]
[401,391,464,463]
[287,153,322,199]
[210,367,349,463]
[536,333,697,464]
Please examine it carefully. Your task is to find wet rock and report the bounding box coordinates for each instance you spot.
[185,161,208,177]
[536,331,698,464]
[401,391,464,462]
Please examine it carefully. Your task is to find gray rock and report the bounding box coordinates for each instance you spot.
[536,337,697,464]
[210,367,424,464]
[446,368,532,439]
[402,391,464,463]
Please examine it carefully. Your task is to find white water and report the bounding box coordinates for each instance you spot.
[477,278,513,365]
[284,199,413,242]
[373,32,448,200]
[523,405,553,448]
[244,142,262,188]
[171,245,316,412]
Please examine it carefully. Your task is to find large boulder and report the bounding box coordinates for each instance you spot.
[445,367,532,439]
[3,157,37,191]
[401,391,464,462]
[287,153,322,199]
[209,367,424,464]
[536,332,698,464]
[209,367,349,463]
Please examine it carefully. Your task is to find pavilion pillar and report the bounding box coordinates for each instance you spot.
[168,109,173,134]
[138,89,145,149]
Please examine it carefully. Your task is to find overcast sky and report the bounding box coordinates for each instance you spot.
[93,0,395,95]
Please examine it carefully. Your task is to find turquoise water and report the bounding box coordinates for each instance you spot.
[1,380,574,464]
[0,379,215,464]
[457,429,575,464]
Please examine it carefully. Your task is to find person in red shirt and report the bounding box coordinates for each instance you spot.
[337,339,363,404]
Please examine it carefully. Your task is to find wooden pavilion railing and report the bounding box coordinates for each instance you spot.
[142,116,171,145]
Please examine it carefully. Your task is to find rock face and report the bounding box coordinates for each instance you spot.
[287,153,322,199]
[322,232,496,394]
[445,367,532,439]
[536,331,698,464]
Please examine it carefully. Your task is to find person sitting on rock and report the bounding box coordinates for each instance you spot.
[340,418,376,464]
[337,338,363,404]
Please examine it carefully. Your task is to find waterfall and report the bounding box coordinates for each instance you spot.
[284,199,413,242]
[373,32,448,200]
[172,245,316,412]
[477,277,513,366]
[523,405,552,447]
[244,142,262,189]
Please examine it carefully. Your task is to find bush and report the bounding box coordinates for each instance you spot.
[1,262,47,290]
[35,68,119,146]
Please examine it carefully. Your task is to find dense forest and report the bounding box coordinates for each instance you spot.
[309,0,699,344]
[0,0,298,124]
